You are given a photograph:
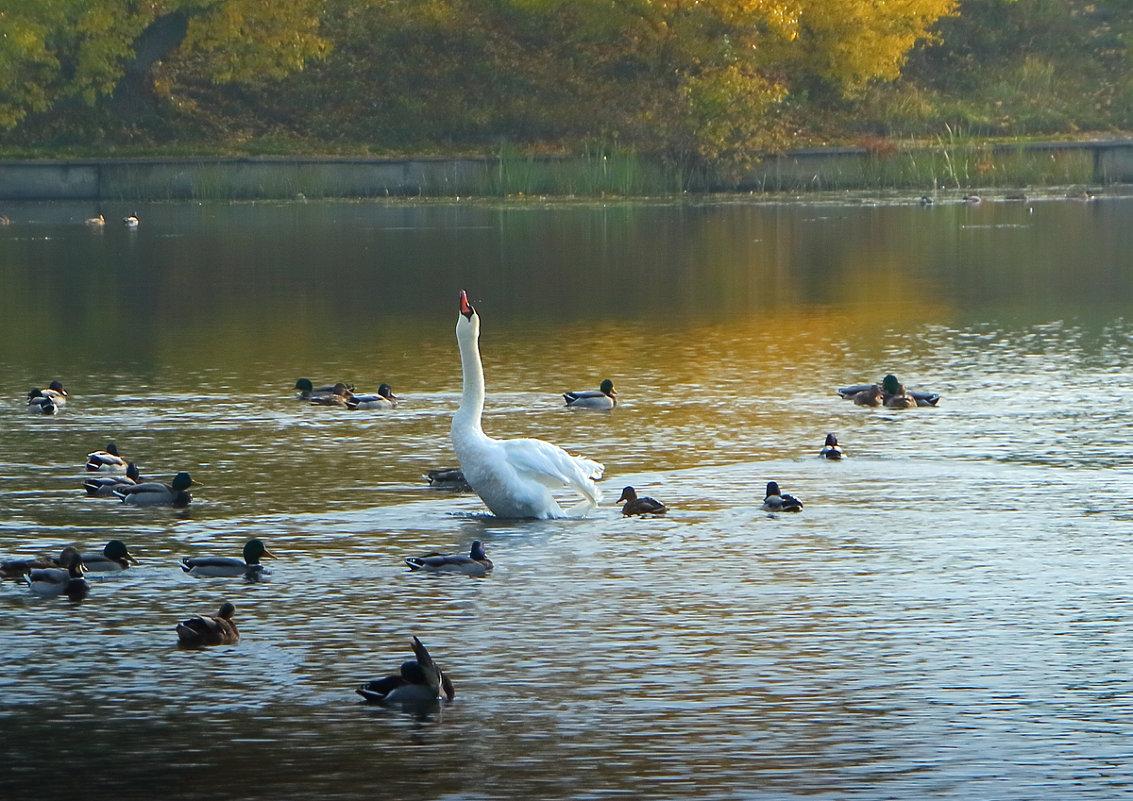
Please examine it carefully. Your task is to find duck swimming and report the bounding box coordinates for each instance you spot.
[563,379,617,410]
[87,442,128,473]
[307,382,355,407]
[357,637,455,708]
[28,381,67,413]
[176,602,239,647]
[84,462,142,497]
[819,433,844,460]
[425,467,472,491]
[24,550,89,600]
[880,374,919,409]
[762,481,803,513]
[452,290,604,519]
[839,377,939,407]
[295,378,354,401]
[115,471,193,507]
[347,383,400,410]
[180,538,276,580]
[406,541,493,577]
[78,540,139,572]
[617,486,668,515]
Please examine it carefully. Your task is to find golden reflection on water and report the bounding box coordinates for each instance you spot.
[3,197,1133,799]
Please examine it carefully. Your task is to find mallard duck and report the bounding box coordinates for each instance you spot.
[27,390,58,415]
[617,486,668,515]
[295,378,351,400]
[28,380,67,413]
[87,442,128,473]
[819,433,844,460]
[1,546,78,580]
[424,467,471,491]
[357,636,455,707]
[77,540,138,572]
[347,383,399,410]
[115,471,193,507]
[85,214,105,226]
[762,481,803,513]
[24,550,89,600]
[180,538,276,579]
[84,462,142,497]
[880,374,919,409]
[307,382,355,407]
[563,378,616,410]
[123,214,139,228]
[405,541,492,576]
[837,383,882,406]
[176,602,239,647]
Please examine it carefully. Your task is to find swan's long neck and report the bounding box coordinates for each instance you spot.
[454,313,485,434]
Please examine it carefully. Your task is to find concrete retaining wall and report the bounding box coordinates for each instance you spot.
[1,142,1130,200]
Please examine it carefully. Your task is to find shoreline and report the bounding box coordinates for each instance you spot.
[1,140,1132,201]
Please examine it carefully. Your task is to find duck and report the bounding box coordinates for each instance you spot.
[294,378,354,401]
[77,540,139,572]
[762,481,803,513]
[424,467,472,491]
[180,538,276,579]
[306,382,355,407]
[357,636,455,708]
[123,214,139,228]
[616,486,668,515]
[176,602,239,647]
[24,550,89,600]
[819,433,844,460]
[27,390,58,415]
[85,214,105,226]
[1,548,75,580]
[452,290,604,519]
[563,379,616,410]
[28,380,67,412]
[347,383,400,410]
[837,383,882,406]
[880,374,919,409]
[114,471,193,507]
[84,462,142,497]
[86,442,128,473]
[405,541,493,577]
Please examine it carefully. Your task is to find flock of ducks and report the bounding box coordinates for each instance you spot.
[8,289,940,711]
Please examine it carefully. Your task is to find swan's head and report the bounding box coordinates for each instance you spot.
[459,290,475,320]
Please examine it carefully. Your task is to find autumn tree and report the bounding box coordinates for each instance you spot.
[0,0,327,130]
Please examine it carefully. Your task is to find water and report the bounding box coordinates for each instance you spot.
[2,193,1133,799]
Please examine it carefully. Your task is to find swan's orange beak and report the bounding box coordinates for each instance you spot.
[459,290,475,319]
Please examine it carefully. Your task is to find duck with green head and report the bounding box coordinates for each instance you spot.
[357,637,455,709]
[115,471,193,507]
[181,538,276,580]
[347,383,400,410]
[78,540,139,572]
[25,550,89,600]
[819,433,844,460]
[564,378,617,410]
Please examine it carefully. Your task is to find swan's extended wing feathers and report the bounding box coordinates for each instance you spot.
[500,437,604,500]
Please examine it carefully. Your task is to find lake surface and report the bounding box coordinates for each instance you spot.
[2,191,1133,800]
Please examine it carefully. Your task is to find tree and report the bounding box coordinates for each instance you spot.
[0,0,327,130]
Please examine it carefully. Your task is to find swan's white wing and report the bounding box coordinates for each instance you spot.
[499,437,604,504]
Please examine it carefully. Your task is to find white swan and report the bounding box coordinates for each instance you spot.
[452,290,604,519]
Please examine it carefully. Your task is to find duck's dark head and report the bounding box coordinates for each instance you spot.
[617,486,637,503]
[600,378,615,396]
[765,481,781,498]
[217,602,236,620]
[470,540,488,560]
[825,433,838,447]
[882,374,901,395]
[295,378,314,394]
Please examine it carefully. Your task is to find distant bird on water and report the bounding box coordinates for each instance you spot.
[616,486,668,516]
